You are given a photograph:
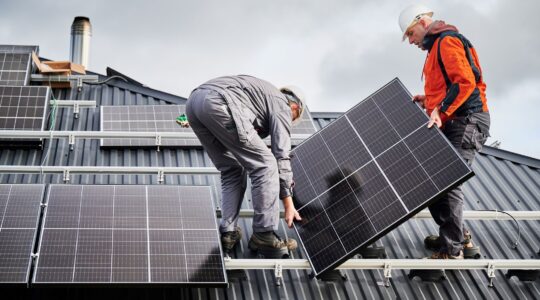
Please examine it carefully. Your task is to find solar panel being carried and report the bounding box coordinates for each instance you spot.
[0,184,45,284]
[101,105,317,148]
[33,185,227,285]
[291,78,473,276]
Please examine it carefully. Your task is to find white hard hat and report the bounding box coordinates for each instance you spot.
[398,4,434,41]
[280,85,305,126]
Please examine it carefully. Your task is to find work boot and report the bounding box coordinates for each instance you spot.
[221,226,242,253]
[428,250,464,259]
[248,231,297,258]
[424,230,481,258]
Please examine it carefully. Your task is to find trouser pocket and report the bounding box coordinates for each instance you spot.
[443,112,490,163]
[461,113,490,151]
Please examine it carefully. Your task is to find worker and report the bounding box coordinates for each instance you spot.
[185,75,303,258]
[399,5,491,259]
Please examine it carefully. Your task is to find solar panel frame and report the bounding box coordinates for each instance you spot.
[0,184,45,285]
[291,78,474,276]
[32,185,227,286]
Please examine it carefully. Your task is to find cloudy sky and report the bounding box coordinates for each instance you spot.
[1,0,538,158]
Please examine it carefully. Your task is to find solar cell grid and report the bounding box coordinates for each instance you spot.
[0,45,39,54]
[0,53,31,86]
[0,184,45,284]
[101,105,200,147]
[33,185,227,285]
[0,86,50,131]
[101,104,318,147]
[291,78,473,275]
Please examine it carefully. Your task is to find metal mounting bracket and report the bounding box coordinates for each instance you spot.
[487,263,496,287]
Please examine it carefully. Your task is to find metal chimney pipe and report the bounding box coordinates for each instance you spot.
[70,16,92,69]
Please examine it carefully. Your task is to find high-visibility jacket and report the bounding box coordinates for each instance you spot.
[423,30,489,123]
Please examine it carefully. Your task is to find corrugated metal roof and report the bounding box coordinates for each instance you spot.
[2,76,539,299]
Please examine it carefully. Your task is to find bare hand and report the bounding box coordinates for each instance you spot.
[412,94,426,108]
[282,196,301,228]
[428,107,442,128]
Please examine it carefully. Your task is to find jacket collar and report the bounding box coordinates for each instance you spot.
[421,20,459,51]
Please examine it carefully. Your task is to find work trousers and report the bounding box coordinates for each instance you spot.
[429,111,491,255]
[185,89,280,233]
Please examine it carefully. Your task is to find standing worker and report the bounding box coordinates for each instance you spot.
[399,5,491,259]
[185,75,303,258]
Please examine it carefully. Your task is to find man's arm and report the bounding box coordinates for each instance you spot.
[269,105,302,228]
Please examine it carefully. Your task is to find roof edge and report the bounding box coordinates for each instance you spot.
[480,146,540,169]
[41,57,187,105]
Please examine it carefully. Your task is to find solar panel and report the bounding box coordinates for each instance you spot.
[0,86,50,130]
[101,105,317,148]
[0,184,45,284]
[291,78,473,276]
[0,45,39,54]
[33,185,227,285]
[100,105,200,147]
[0,53,32,86]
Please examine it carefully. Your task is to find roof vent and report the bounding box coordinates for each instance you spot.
[70,16,92,69]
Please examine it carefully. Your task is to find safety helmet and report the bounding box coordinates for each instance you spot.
[398,4,434,41]
[280,85,305,126]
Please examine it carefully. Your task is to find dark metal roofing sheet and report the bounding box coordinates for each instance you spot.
[1,84,538,299]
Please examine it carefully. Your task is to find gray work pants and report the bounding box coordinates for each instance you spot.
[429,111,491,255]
[185,89,280,233]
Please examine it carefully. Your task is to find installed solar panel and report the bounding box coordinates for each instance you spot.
[0,184,45,284]
[0,53,32,86]
[0,86,50,131]
[100,105,199,147]
[33,185,227,285]
[0,45,39,54]
[291,78,473,276]
[101,105,317,148]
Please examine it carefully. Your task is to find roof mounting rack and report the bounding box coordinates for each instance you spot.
[31,74,99,91]
[224,258,540,288]
[0,130,311,150]
[49,100,96,119]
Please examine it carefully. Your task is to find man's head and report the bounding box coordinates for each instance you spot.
[280,86,305,126]
[399,4,434,49]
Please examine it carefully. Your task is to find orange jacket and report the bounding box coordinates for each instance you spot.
[423,30,489,123]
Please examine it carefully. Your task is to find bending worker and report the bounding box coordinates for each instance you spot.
[185,75,303,258]
[399,5,491,259]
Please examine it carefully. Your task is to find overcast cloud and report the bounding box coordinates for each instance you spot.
[1,0,538,158]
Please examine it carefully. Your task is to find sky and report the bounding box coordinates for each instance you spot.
[1,0,539,158]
